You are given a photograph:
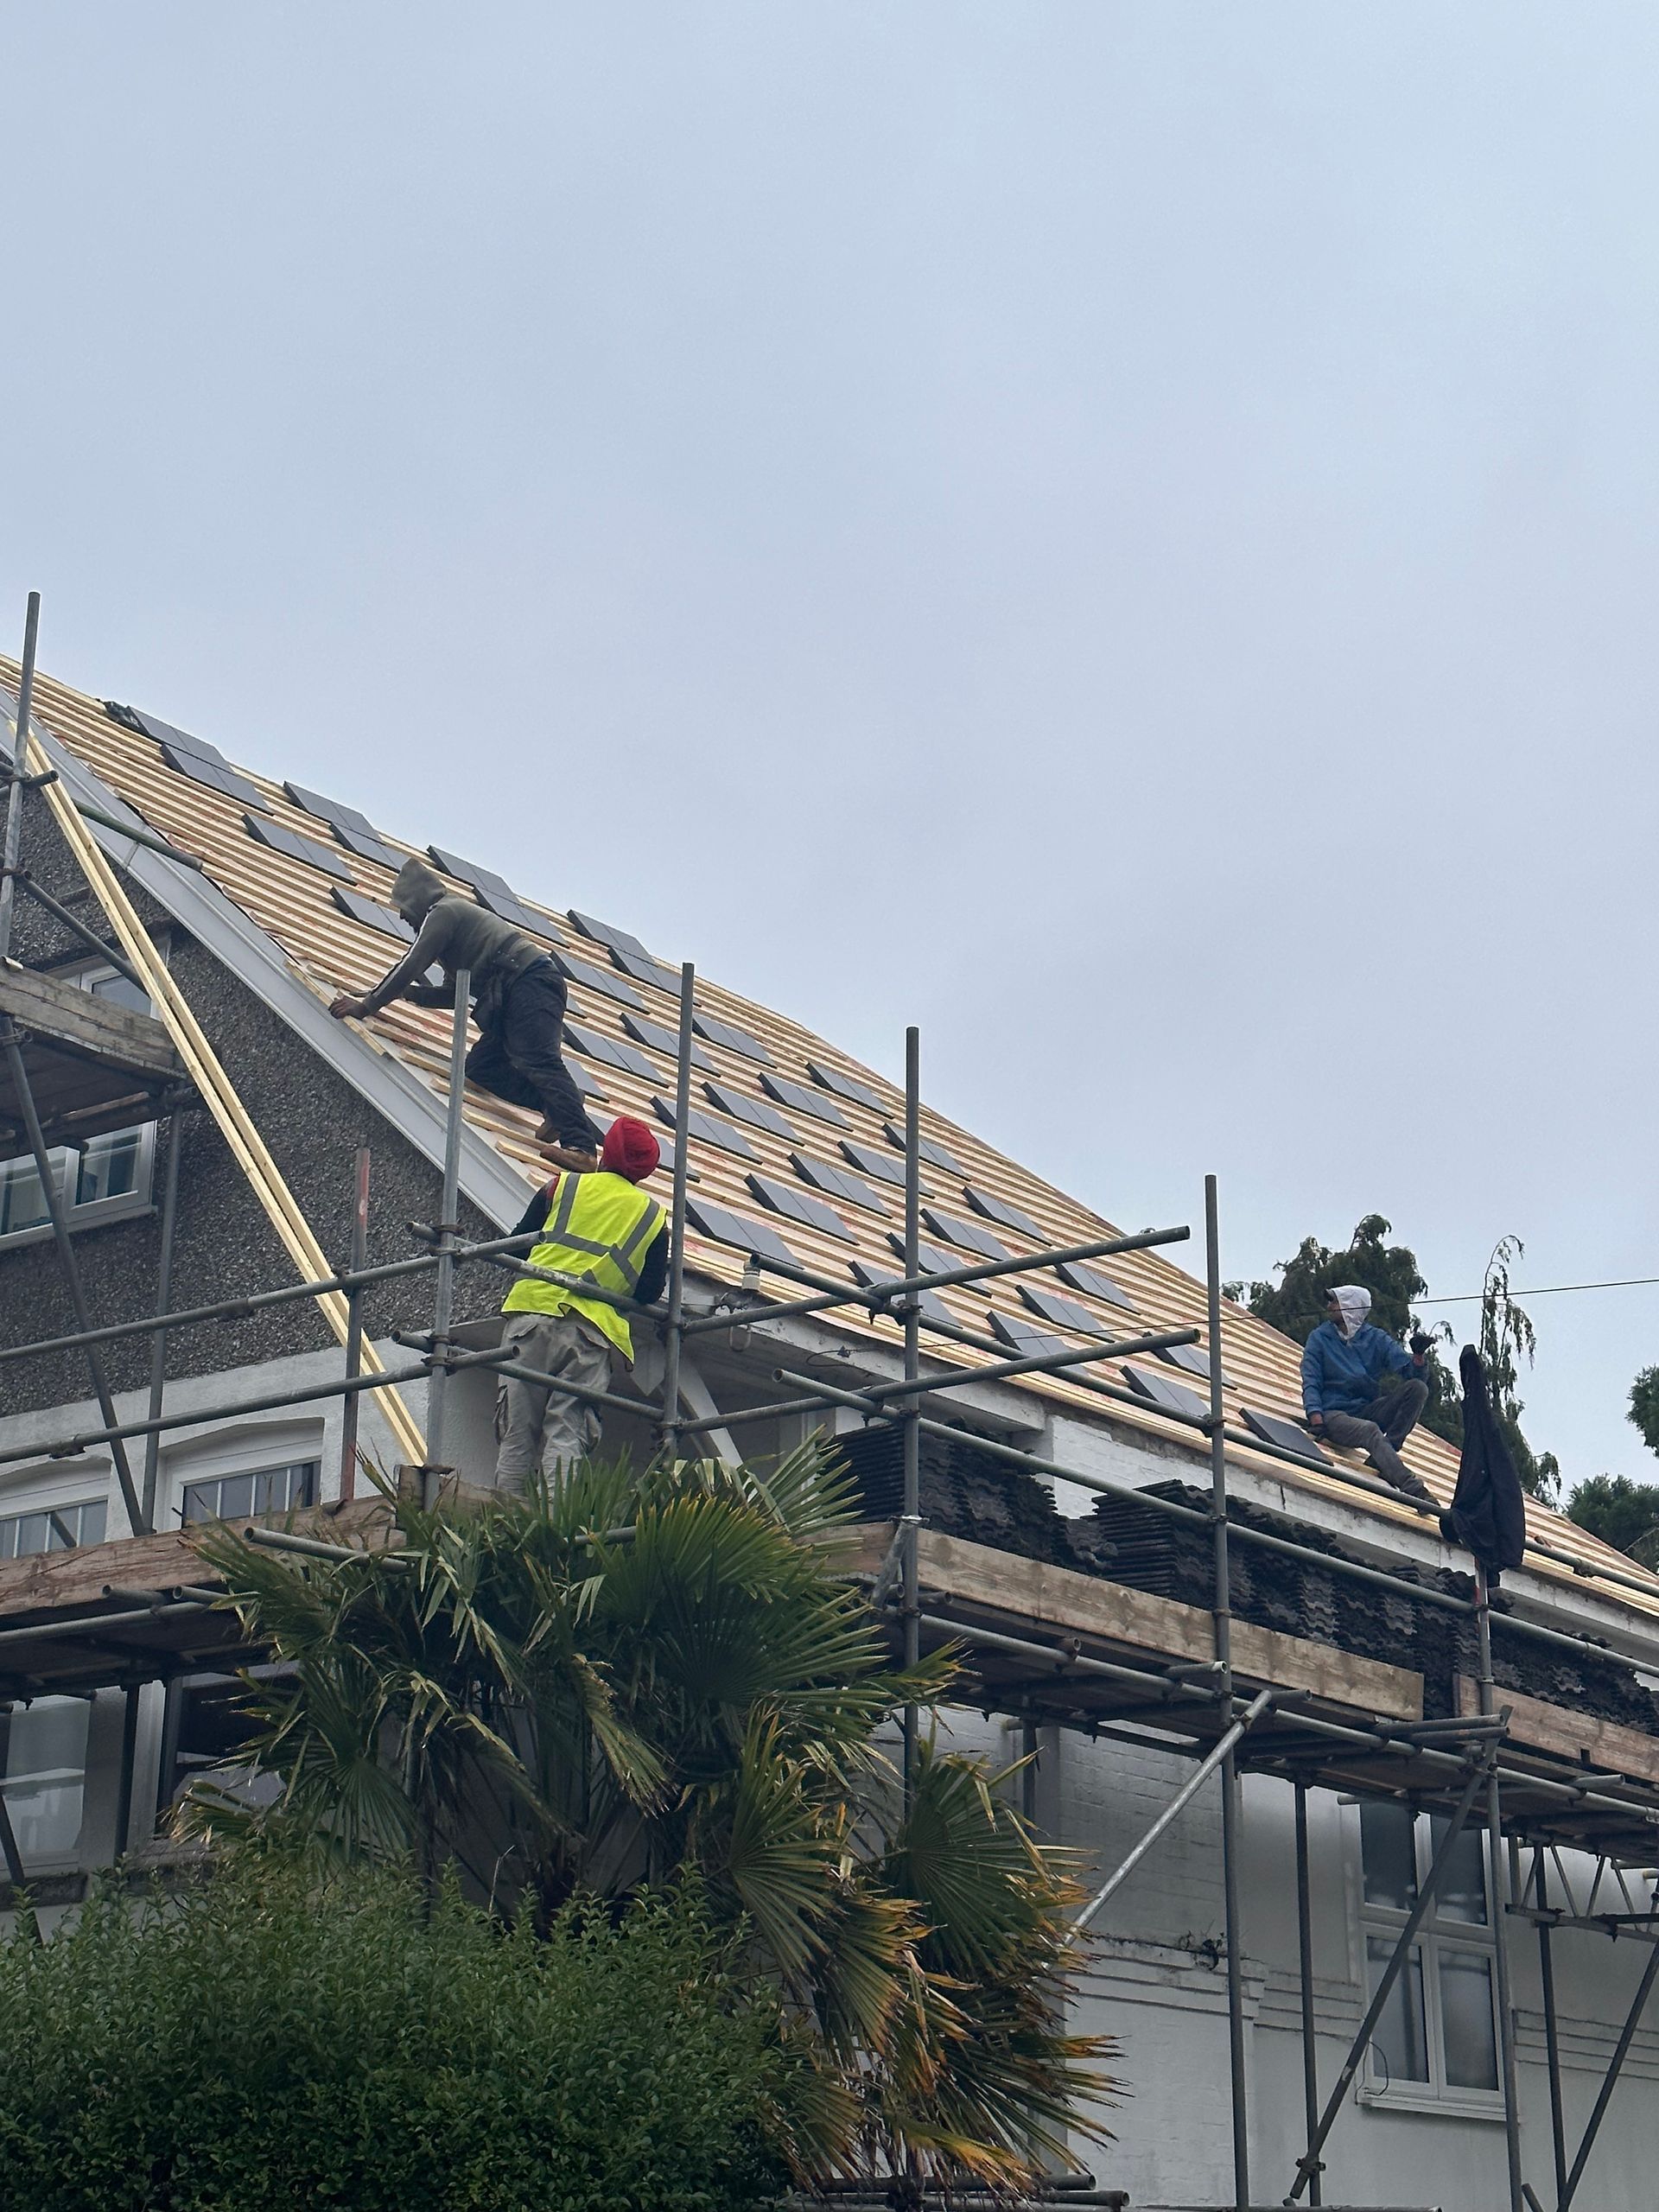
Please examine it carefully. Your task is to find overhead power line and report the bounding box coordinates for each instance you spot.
[1418,1274,1659,1306]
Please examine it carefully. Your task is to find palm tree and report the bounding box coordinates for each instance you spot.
[185,1442,1117,2190]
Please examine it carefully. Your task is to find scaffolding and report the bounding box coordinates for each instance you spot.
[4,608,1659,2211]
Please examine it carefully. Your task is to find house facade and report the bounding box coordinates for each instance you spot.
[3,661,1658,2211]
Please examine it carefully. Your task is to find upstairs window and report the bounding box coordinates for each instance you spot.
[1357,1802,1500,2111]
[0,965,159,1247]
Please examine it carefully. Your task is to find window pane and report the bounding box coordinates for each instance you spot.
[76,1129,142,1205]
[181,1483,213,1525]
[1366,1935,1429,2084]
[86,970,150,1015]
[0,1154,53,1236]
[13,1513,52,1559]
[1440,1948,1499,2090]
[1427,1815,1488,1924]
[1361,1802,1418,1910]
[216,1474,255,1522]
[79,1501,106,1547]
[3,1696,90,1861]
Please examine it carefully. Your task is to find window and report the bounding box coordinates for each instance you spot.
[0,1498,107,1560]
[1,1696,90,1864]
[0,965,159,1245]
[182,1460,318,1526]
[1357,1802,1500,2109]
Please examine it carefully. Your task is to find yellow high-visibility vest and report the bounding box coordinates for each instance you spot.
[500,1169,664,1358]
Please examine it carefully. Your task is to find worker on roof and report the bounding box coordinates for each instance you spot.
[327,857,602,1168]
[493,1115,669,1486]
[1301,1286,1433,1502]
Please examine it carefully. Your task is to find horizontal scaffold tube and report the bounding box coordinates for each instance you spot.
[0,1354,462,1471]
[676,1326,1200,1437]
[680,1223,1192,1339]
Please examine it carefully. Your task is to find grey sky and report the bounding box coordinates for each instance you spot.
[5,5,1656,1488]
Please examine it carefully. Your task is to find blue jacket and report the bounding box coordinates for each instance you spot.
[1300,1320,1417,1418]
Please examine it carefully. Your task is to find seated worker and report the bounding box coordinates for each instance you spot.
[328,857,602,1167]
[1301,1286,1433,1501]
[493,1115,669,1487]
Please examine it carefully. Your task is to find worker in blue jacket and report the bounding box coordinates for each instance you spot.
[1301,1286,1433,1501]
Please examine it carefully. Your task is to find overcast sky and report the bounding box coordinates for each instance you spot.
[5,4,1656,1489]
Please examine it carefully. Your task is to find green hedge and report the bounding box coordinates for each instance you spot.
[0,1865,795,2211]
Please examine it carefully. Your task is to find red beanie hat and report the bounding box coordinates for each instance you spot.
[601,1116,660,1184]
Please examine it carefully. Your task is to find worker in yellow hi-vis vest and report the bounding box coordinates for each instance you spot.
[494,1116,669,1486]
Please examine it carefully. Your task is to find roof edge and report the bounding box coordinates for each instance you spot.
[27,712,536,1230]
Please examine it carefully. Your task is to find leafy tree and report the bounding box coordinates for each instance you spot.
[0,1859,798,2212]
[183,1444,1116,2193]
[1565,1473,1659,1568]
[1230,1217,1560,1503]
[1630,1367,1659,1460]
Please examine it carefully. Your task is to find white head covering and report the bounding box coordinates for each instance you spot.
[1328,1285,1372,1340]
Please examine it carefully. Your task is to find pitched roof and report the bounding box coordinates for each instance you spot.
[7,658,1654,1620]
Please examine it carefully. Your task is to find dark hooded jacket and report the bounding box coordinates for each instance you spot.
[356,857,544,1022]
[1438,1347,1528,1584]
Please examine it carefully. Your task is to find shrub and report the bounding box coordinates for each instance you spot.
[0,1860,796,2212]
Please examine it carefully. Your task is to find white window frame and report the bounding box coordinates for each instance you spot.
[0,960,162,1250]
[0,1495,109,1561]
[1349,1799,1505,2120]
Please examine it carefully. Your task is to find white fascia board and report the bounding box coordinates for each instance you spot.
[28,717,537,1231]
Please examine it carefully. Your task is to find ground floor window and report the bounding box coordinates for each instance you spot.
[181,1460,318,1525]
[1,1696,90,1865]
[1359,1799,1501,2106]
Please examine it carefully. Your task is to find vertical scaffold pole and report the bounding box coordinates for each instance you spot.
[338,1145,371,1500]
[657,963,696,1459]
[1205,1172,1249,2212]
[1477,1566,1525,2212]
[424,969,470,1490]
[1294,1781,1322,2207]
[901,1025,921,1797]
[0,589,41,960]
[113,1672,141,1862]
[140,1111,185,1532]
[1534,1847,1568,2210]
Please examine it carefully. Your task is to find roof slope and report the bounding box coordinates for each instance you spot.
[5,658,1653,1622]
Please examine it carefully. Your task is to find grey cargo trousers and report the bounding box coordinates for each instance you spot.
[493,1312,613,1489]
[1319,1378,1430,1496]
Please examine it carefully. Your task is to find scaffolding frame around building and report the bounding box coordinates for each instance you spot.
[4,613,1659,2210]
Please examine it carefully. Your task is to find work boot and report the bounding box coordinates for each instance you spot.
[537,1141,600,1173]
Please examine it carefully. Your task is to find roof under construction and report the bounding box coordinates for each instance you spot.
[3,652,1651,1624]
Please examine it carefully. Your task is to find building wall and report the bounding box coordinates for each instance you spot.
[2,814,512,1421]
